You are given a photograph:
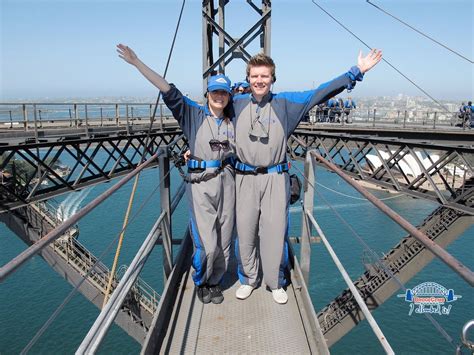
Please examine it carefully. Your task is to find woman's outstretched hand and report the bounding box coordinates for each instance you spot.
[117,44,138,66]
[357,49,383,74]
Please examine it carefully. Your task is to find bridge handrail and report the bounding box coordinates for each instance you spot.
[0,102,181,133]
[0,102,469,132]
[0,151,162,282]
[26,199,160,313]
[299,152,394,354]
[307,105,466,129]
[304,209,395,354]
[304,150,474,286]
[117,265,161,313]
[77,178,186,354]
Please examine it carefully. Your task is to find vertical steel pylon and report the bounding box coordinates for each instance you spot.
[202,0,271,95]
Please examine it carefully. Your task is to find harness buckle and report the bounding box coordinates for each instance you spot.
[254,166,268,174]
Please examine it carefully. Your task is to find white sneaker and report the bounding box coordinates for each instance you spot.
[235,285,254,300]
[272,288,288,304]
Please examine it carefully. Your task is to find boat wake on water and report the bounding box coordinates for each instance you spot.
[57,188,94,221]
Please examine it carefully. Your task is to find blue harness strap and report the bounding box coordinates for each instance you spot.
[187,159,222,170]
[235,160,291,174]
[187,156,235,171]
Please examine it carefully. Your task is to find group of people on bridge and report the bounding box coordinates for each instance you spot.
[118,44,382,305]
[309,96,357,124]
[458,101,473,129]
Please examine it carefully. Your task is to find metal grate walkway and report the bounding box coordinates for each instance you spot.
[153,239,329,354]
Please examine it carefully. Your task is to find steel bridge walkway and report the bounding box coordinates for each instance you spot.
[143,235,329,354]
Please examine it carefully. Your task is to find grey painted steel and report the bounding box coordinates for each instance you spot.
[202,0,271,94]
[159,153,172,281]
[0,128,184,212]
[156,250,323,354]
[0,152,161,282]
[76,166,185,352]
[319,205,473,347]
[305,211,395,354]
[310,151,474,286]
[288,241,329,354]
[461,320,474,351]
[76,209,167,354]
[143,224,328,353]
[141,230,193,354]
[290,130,474,214]
[300,153,315,284]
[0,204,153,344]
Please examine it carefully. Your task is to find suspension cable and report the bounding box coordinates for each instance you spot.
[103,0,187,307]
[21,164,176,354]
[150,0,186,121]
[291,159,461,350]
[366,0,473,64]
[310,0,450,113]
[315,180,403,201]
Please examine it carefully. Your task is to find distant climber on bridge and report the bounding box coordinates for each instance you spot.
[117,44,235,305]
[327,96,339,123]
[232,49,382,304]
[344,97,356,123]
[232,81,251,95]
[463,101,473,128]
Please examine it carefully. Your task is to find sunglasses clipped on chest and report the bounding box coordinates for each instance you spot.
[209,139,230,152]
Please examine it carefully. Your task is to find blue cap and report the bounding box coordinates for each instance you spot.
[207,74,232,93]
[232,81,250,90]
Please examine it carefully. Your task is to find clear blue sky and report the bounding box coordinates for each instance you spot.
[1,0,473,101]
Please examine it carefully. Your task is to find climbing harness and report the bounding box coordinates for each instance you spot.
[235,160,290,175]
[172,151,234,184]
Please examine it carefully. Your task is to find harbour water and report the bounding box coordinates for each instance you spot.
[0,162,472,354]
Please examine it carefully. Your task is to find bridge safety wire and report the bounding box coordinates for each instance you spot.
[20,163,181,354]
[315,180,403,201]
[102,0,187,308]
[310,0,450,113]
[290,159,463,351]
[366,0,473,64]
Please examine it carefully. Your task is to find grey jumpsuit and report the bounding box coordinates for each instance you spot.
[163,85,235,286]
[233,66,363,290]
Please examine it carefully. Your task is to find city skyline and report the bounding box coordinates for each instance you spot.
[1,0,473,101]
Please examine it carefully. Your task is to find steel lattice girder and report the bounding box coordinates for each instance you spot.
[289,131,474,214]
[0,130,186,213]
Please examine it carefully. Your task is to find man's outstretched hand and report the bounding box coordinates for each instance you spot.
[357,49,383,74]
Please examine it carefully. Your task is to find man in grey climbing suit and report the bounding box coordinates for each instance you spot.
[233,49,382,304]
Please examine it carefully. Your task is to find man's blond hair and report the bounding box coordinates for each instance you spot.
[246,53,276,82]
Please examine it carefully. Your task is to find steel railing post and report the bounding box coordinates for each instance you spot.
[68,108,73,127]
[22,104,28,131]
[300,153,315,284]
[74,104,78,127]
[160,104,164,131]
[159,148,173,281]
[126,104,130,135]
[84,104,89,137]
[33,104,39,142]
[115,104,119,126]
